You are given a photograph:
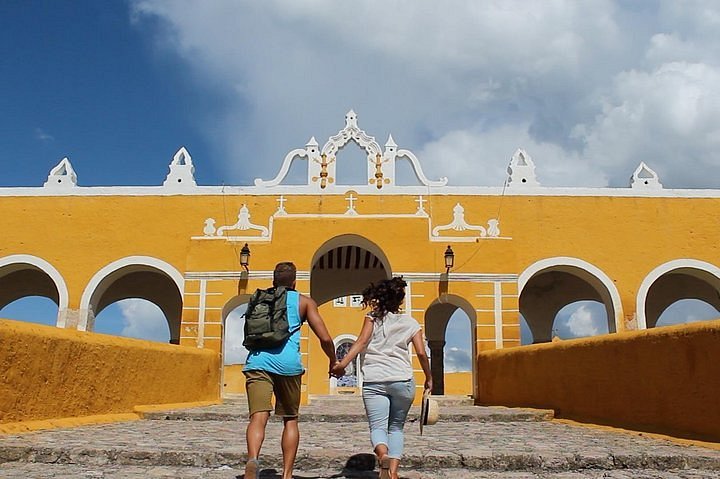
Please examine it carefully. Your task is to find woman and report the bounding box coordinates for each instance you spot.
[332,277,432,479]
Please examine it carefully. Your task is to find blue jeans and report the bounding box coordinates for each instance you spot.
[362,379,416,459]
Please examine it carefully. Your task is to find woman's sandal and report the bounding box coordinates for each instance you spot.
[379,456,391,479]
[244,458,259,479]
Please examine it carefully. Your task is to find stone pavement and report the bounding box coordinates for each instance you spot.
[1,397,720,478]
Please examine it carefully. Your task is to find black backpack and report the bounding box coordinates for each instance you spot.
[242,286,302,351]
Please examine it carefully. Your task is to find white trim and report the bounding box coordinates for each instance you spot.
[198,280,207,349]
[78,256,184,331]
[0,254,69,327]
[494,282,503,349]
[4,184,720,198]
[518,257,623,333]
[636,259,720,330]
[331,334,362,391]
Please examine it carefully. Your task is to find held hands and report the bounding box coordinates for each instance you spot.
[330,362,346,378]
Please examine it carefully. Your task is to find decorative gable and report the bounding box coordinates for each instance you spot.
[43,158,78,189]
[630,162,662,189]
[163,147,197,188]
[507,149,539,187]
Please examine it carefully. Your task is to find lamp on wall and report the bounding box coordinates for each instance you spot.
[444,245,454,273]
[240,243,251,271]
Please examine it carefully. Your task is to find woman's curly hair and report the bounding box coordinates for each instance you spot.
[362,276,407,320]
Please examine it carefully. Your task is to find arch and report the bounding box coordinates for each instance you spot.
[518,257,623,342]
[0,254,69,327]
[79,256,184,343]
[331,333,362,392]
[424,294,477,396]
[637,259,720,329]
[310,234,392,306]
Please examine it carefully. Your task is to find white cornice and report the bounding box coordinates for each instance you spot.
[3,184,720,198]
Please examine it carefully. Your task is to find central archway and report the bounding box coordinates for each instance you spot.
[309,234,391,395]
[310,234,392,305]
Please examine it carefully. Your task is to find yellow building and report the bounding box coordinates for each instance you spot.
[2,111,720,402]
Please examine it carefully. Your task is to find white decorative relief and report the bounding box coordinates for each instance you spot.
[210,204,270,237]
[254,110,448,191]
[163,147,197,187]
[43,158,78,188]
[275,195,288,216]
[431,203,501,238]
[630,162,663,189]
[507,149,539,187]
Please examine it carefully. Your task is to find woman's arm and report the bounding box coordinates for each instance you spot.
[331,316,374,375]
[411,330,433,392]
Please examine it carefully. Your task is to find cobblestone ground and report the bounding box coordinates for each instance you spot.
[1,401,719,478]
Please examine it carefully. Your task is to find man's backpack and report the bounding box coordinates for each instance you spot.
[242,286,302,351]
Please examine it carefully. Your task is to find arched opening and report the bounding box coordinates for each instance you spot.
[331,334,362,394]
[657,299,720,327]
[80,257,183,344]
[221,295,251,397]
[424,295,476,396]
[519,315,533,345]
[310,234,391,395]
[0,256,68,327]
[550,300,609,339]
[639,261,720,329]
[519,258,621,343]
[94,299,171,342]
[310,234,391,305]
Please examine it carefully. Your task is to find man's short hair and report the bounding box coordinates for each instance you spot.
[273,262,297,287]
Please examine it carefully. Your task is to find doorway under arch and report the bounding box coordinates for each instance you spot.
[424,294,477,396]
[221,294,251,397]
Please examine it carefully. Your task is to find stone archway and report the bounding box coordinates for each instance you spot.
[79,256,184,344]
[518,257,622,343]
[637,259,720,329]
[0,254,68,327]
[310,234,391,305]
[424,295,477,396]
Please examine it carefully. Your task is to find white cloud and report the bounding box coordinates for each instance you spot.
[130,1,720,188]
[564,304,600,337]
[444,346,472,373]
[118,299,170,342]
[35,128,54,142]
[224,306,248,365]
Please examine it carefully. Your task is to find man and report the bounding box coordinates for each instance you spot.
[243,262,341,479]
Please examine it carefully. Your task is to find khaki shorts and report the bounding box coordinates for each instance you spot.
[243,369,302,417]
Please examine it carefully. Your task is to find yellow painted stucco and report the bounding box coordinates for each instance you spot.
[0,318,220,428]
[476,319,720,443]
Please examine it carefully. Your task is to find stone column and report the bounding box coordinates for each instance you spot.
[428,339,446,395]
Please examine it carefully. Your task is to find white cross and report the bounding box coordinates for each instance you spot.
[415,195,427,214]
[276,195,287,214]
[345,193,358,214]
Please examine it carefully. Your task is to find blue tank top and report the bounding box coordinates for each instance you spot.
[243,290,304,376]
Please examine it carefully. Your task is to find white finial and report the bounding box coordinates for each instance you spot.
[163,146,197,187]
[507,148,539,187]
[630,162,663,189]
[44,157,78,188]
[385,134,397,148]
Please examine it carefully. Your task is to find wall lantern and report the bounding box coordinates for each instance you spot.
[444,245,454,272]
[240,243,251,271]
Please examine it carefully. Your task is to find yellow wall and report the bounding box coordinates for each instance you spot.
[444,372,472,395]
[476,320,720,442]
[223,364,246,394]
[0,319,220,425]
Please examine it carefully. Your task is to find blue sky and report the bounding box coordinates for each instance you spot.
[2,1,720,361]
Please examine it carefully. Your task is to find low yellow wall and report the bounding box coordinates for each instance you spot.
[477,320,720,443]
[223,364,246,394]
[444,371,472,395]
[0,319,220,426]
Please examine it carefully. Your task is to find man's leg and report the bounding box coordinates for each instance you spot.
[246,411,270,460]
[273,373,303,479]
[244,370,274,478]
[281,416,299,479]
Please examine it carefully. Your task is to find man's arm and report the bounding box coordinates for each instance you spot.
[300,295,338,373]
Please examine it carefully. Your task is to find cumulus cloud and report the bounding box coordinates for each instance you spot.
[444,346,472,373]
[131,1,720,188]
[118,299,170,342]
[564,304,601,337]
[224,306,248,365]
